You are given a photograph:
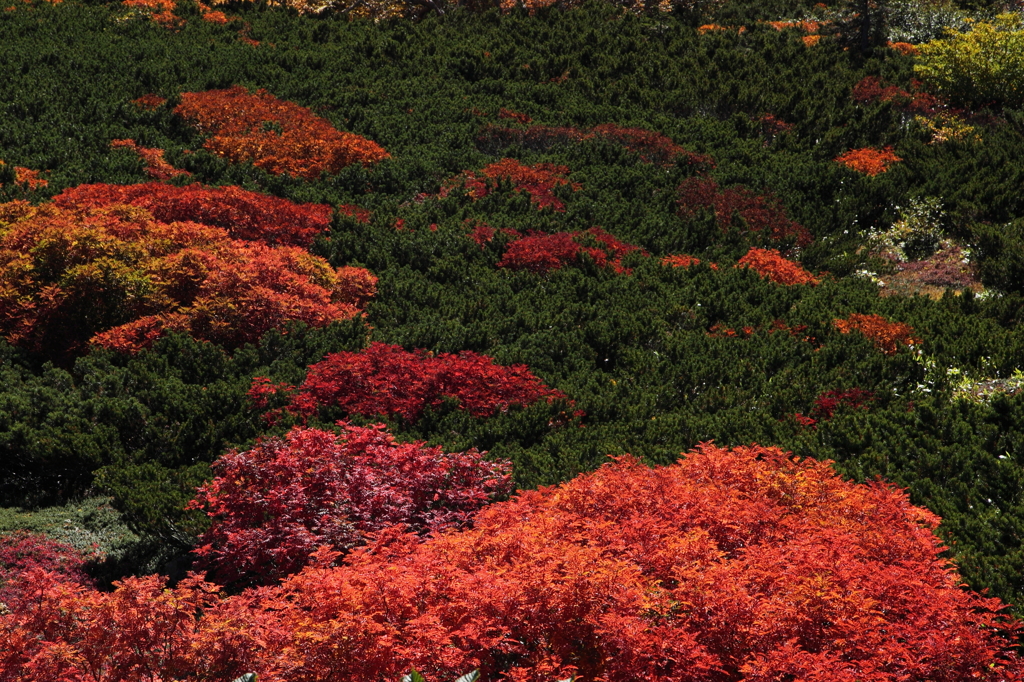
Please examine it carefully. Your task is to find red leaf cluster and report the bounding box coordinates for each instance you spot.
[497,227,645,274]
[257,341,567,423]
[0,161,48,191]
[476,123,715,169]
[5,446,1022,681]
[440,158,580,212]
[174,86,390,179]
[736,247,819,285]
[53,182,332,246]
[187,423,513,586]
[0,198,374,356]
[109,139,191,181]
[661,253,717,269]
[834,313,922,354]
[812,388,876,420]
[834,146,903,176]
[677,177,813,246]
[0,532,93,605]
[852,76,937,114]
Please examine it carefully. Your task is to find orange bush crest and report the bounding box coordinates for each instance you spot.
[737,247,819,285]
[0,193,374,357]
[834,313,922,354]
[174,86,390,179]
[835,146,903,176]
[110,139,191,180]
[3,445,1022,681]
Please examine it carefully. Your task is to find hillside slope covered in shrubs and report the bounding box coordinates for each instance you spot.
[4,0,1024,676]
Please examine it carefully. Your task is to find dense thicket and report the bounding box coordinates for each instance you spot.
[3,0,1024,617]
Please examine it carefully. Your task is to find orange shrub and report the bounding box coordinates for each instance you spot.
[834,313,922,354]
[736,247,819,285]
[3,446,1022,681]
[440,158,580,212]
[131,93,167,110]
[834,146,903,176]
[174,86,390,179]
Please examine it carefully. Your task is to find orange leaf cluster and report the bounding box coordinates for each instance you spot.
[174,86,390,179]
[53,182,333,246]
[1,161,48,191]
[110,139,191,181]
[131,93,166,110]
[337,203,372,224]
[3,446,1022,681]
[661,253,718,269]
[888,41,919,55]
[122,0,184,29]
[834,146,903,176]
[737,247,819,285]
[834,313,922,354]
[440,158,580,212]
[0,193,373,357]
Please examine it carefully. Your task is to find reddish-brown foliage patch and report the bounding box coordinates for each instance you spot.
[337,203,372,224]
[834,313,921,354]
[131,93,167,111]
[834,146,903,176]
[812,388,876,420]
[174,86,389,179]
[440,158,580,211]
[677,177,813,246]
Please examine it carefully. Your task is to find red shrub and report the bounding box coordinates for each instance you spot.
[677,177,812,246]
[736,247,819,285]
[268,341,567,423]
[440,158,580,212]
[53,182,332,246]
[0,532,93,604]
[661,254,707,269]
[1,162,48,191]
[187,423,513,586]
[4,446,1023,682]
[174,86,390,179]
[812,388,876,420]
[834,313,921,354]
[496,228,644,275]
[851,76,936,114]
[834,146,903,176]
[110,139,191,181]
[466,219,496,247]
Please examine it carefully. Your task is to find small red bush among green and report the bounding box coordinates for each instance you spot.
[834,313,921,354]
[440,158,580,211]
[188,423,513,586]
[250,341,567,423]
[0,532,93,605]
[677,177,812,246]
[497,227,645,274]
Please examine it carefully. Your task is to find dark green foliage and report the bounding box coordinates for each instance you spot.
[3,0,1024,613]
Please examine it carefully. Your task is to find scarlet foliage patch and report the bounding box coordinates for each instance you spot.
[0,161,48,191]
[174,86,390,179]
[257,341,567,423]
[187,423,513,587]
[5,446,1021,682]
[440,158,580,212]
[834,146,903,176]
[54,182,332,246]
[812,388,876,420]
[834,313,922,354]
[677,177,812,246]
[0,200,374,356]
[0,532,93,605]
[497,227,645,274]
[736,247,819,285]
[466,219,496,247]
[110,139,191,181]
